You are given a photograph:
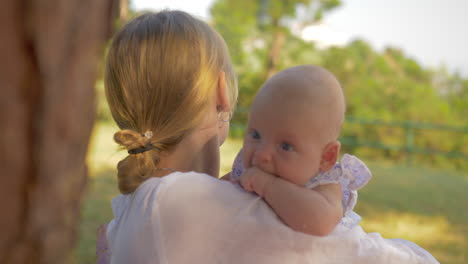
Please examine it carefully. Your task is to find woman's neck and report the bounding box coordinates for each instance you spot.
[155,126,221,178]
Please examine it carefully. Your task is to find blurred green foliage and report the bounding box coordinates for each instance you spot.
[97,1,466,169]
[209,0,467,170]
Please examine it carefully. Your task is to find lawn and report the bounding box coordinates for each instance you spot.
[73,122,468,263]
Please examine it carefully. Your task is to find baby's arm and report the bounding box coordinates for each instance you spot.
[239,167,343,236]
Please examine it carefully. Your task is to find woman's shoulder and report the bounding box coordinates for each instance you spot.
[131,171,231,207]
[155,171,221,191]
[136,171,216,191]
[110,172,215,216]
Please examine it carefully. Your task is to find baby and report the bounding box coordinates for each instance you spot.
[228,65,371,236]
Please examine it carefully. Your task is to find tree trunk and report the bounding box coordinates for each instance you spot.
[265,24,286,79]
[120,0,129,23]
[0,0,116,263]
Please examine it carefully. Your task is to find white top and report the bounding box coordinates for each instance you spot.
[106,172,438,264]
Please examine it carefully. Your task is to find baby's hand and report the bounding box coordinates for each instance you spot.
[239,167,276,197]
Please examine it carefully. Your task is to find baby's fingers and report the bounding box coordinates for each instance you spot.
[239,177,254,192]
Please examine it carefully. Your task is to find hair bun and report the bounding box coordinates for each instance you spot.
[114,129,149,150]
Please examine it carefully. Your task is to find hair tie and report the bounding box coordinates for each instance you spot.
[128,143,154,154]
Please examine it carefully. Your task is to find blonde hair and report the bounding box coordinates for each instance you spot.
[105,10,237,194]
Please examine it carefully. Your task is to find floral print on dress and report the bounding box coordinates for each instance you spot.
[306,154,372,214]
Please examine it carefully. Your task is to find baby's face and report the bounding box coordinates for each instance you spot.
[242,99,327,186]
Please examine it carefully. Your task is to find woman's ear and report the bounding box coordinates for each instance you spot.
[319,141,341,172]
[216,71,230,112]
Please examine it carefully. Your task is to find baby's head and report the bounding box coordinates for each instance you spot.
[242,65,345,186]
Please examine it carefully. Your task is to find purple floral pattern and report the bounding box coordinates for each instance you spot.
[306,154,372,214]
[96,224,110,264]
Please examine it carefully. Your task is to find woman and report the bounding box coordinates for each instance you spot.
[102,9,238,263]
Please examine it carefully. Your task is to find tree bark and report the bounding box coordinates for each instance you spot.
[265,23,286,79]
[0,0,116,263]
[120,0,129,23]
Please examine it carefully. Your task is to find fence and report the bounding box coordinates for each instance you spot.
[340,117,467,165]
[230,110,467,166]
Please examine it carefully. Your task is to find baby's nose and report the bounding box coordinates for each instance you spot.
[252,145,272,165]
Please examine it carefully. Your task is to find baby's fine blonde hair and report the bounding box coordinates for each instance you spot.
[105,10,237,194]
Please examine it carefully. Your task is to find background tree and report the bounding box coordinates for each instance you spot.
[210,0,467,169]
[0,0,116,263]
[320,41,466,167]
[211,0,340,115]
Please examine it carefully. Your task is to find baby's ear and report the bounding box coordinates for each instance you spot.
[319,141,341,172]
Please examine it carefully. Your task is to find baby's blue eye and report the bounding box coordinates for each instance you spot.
[251,130,260,139]
[281,142,293,151]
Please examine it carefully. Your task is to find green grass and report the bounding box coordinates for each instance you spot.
[74,122,468,263]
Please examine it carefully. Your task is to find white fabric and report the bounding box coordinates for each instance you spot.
[107,172,439,264]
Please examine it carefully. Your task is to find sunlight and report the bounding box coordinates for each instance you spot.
[219,137,242,176]
[87,123,125,176]
[361,211,465,247]
[301,23,351,48]
[361,211,466,263]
